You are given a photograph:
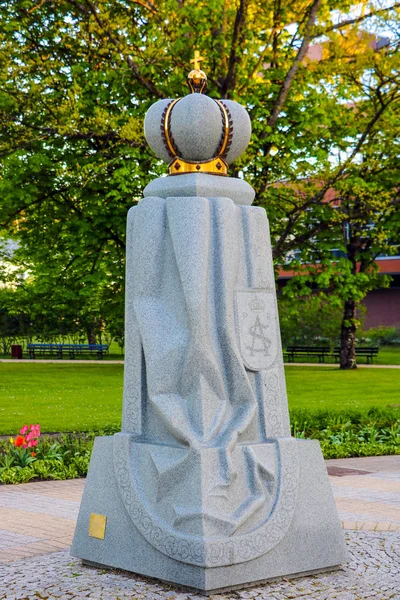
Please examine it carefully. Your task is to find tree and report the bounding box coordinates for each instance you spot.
[278,293,344,348]
[278,35,400,368]
[0,0,398,358]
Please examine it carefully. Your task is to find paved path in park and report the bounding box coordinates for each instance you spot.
[285,363,400,369]
[0,455,398,564]
[0,532,398,600]
[0,455,399,599]
[0,359,125,364]
[1,358,400,368]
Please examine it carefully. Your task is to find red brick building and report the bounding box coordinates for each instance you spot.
[362,258,400,328]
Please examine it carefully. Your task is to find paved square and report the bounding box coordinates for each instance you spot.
[0,532,398,599]
[0,456,398,598]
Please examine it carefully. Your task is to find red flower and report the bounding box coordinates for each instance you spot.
[14,435,26,447]
[31,452,36,457]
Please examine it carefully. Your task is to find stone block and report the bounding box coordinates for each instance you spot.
[71,436,347,593]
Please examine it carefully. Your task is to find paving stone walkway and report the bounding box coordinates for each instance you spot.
[0,456,399,598]
[326,456,400,532]
[0,532,398,599]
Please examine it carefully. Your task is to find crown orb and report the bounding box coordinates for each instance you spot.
[187,69,207,93]
[188,69,206,84]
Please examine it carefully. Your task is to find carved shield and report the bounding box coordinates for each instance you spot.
[236,290,278,371]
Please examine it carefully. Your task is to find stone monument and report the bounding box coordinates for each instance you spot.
[71,55,348,594]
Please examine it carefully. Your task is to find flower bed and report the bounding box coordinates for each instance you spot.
[0,426,118,484]
[0,410,399,484]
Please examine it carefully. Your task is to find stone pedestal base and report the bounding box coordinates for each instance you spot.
[71,437,347,593]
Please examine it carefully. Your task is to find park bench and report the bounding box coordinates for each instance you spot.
[284,345,331,363]
[333,346,379,364]
[27,343,109,360]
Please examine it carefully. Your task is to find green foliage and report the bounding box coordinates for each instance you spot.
[0,411,398,484]
[0,426,117,483]
[359,326,400,346]
[0,1,399,353]
[290,407,400,458]
[290,406,399,433]
[7,445,37,468]
[278,293,344,347]
[0,432,93,483]
[0,294,110,350]
[0,429,120,484]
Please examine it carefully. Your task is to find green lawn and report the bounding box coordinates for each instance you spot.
[0,363,399,435]
[285,365,400,411]
[377,346,400,365]
[0,364,123,435]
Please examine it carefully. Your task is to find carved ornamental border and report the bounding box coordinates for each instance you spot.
[113,434,299,567]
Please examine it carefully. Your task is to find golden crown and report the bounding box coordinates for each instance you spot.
[160,51,233,177]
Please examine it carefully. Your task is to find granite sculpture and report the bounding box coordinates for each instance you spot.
[71,57,348,593]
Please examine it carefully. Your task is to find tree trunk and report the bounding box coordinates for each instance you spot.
[340,299,357,369]
[87,329,96,345]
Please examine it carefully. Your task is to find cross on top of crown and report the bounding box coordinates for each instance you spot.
[190,50,205,71]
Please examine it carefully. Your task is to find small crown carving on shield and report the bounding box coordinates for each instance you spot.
[249,295,265,312]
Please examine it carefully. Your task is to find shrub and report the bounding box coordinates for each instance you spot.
[278,294,344,348]
[358,326,400,346]
[0,414,398,484]
[290,407,400,458]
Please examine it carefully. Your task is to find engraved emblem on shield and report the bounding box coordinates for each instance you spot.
[236,290,277,371]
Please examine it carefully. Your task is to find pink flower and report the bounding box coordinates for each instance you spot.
[15,423,40,451]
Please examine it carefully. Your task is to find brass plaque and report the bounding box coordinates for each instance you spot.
[89,513,107,539]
